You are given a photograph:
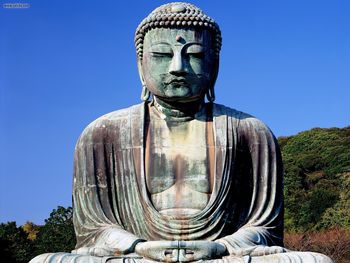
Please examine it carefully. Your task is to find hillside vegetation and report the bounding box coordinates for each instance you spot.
[279,125,350,231]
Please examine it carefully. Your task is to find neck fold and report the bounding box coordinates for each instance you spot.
[153,97,205,121]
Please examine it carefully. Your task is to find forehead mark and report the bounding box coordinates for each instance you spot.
[176,35,185,44]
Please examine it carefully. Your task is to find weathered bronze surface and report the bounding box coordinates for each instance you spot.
[30,2,333,263]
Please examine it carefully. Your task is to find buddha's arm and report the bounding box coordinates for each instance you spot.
[72,124,145,256]
[216,116,284,256]
[215,227,286,256]
[71,227,143,256]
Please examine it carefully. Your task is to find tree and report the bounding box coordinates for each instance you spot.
[22,221,40,241]
[34,206,76,255]
[279,125,350,231]
[0,221,35,263]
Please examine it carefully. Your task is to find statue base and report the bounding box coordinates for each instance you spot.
[30,251,333,263]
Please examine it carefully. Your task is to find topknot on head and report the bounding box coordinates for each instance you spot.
[135,2,222,61]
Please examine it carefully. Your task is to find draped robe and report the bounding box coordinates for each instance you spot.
[30,102,332,263]
[73,102,283,251]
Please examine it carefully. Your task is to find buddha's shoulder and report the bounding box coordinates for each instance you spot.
[77,103,144,140]
[213,103,272,132]
[213,103,262,123]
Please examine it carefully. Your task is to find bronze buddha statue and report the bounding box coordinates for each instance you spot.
[30,3,333,263]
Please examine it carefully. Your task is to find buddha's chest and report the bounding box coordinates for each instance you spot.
[145,116,214,215]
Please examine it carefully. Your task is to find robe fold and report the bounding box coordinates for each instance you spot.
[72,102,284,255]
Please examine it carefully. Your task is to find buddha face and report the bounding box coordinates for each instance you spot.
[140,28,218,103]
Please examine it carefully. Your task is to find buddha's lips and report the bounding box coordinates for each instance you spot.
[165,78,188,86]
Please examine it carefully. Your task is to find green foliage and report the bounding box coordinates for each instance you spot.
[34,206,76,255]
[279,126,350,231]
[0,206,76,262]
[316,172,350,229]
[0,222,35,263]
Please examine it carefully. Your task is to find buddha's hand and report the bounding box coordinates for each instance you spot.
[229,245,288,257]
[135,240,227,262]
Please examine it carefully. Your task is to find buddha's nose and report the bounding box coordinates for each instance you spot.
[169,52,187,75]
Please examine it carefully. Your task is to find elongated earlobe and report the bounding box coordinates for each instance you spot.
[141,85,151,101]
[206,87,215,102]
[137,60,150,101]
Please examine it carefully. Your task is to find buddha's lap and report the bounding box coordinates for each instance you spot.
[29,251,333,263]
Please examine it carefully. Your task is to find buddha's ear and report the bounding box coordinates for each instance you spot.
[206,57,219,102]
[137,59,151,101]
[137,59,145,86]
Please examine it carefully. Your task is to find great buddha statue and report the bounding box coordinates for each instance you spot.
[30,2,333,263]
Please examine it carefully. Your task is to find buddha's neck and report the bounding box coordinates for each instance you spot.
[153,97,205,121]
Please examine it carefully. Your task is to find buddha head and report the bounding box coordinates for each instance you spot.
[135,2,222,104]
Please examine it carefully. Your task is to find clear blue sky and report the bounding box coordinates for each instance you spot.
[1,0,349,225]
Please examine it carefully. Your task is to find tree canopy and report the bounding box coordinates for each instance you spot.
[0,206,75,263]
[279,126,350,231]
